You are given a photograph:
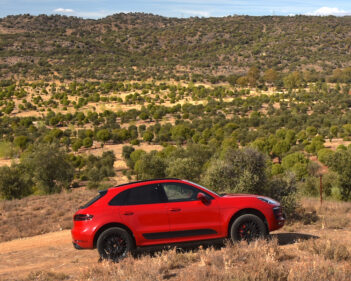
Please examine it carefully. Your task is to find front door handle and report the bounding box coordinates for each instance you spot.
[123,211,134,216]
[169,208,181,212]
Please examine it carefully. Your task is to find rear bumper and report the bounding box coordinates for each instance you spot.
[71,225,95,249]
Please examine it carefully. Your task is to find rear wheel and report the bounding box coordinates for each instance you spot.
[230,214,266,242]
[97,227,134,262]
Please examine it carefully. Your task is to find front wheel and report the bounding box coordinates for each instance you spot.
[230,214,267,242]
[97,227,134,262]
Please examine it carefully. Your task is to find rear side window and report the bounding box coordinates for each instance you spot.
[80,190,107,209]
[110,184,163,206]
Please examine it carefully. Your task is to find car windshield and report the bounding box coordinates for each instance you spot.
[184,180,220,197]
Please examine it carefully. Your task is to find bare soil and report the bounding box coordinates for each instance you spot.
[0,230,97,280]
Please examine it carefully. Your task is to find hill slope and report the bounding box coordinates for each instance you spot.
[1,13,351,81]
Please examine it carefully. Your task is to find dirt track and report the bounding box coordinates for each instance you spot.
[0,230,98,280]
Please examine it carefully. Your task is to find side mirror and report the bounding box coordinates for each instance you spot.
[197,192,210,205]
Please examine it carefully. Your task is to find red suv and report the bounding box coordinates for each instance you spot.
[72,179,285,261]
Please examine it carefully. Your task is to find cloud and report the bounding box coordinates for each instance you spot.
[306,7,350,16]
[178,9,210,17]
[74,10,113,18]
[54,8,74,13]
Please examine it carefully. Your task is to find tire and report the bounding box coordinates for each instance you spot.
[97,227,134,262]
[230,214,267,242]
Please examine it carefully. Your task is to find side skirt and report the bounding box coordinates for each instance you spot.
[143,229,217,240]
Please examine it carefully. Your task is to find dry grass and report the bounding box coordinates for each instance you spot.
[80,239,351,281]
[16,271,69,281]
[0,189,96,242]
[302,198,351,229]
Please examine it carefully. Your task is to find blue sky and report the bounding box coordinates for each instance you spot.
[1,0,351,19]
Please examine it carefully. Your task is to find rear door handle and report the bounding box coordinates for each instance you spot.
[169,208,181,212]
[123,211,134,216]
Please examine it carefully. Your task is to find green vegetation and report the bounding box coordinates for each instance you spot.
[1,14,351,82]
[1,13,351,211]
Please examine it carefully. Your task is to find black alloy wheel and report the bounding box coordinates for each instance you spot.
[230,214,266,242]
[97,227,134,262]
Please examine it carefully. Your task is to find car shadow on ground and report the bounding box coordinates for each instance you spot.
[270,232,319,246]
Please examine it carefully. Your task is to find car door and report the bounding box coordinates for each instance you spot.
[117,184,170,246]
[161,182,222,242]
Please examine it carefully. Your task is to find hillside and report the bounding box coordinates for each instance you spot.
[1,14,351,81]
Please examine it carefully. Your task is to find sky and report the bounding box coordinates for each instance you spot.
[1,0,351,19]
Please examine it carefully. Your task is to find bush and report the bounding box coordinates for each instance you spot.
[134,151,166,180]
[266,173,299,218]
[202,147,267,194]
[84,151,116,188]
[317,148,334,165]
[0,164,32,199]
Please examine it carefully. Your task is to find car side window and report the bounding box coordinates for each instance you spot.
[109,184,163,206]
[162,183,198,202]
[126,184,163,205]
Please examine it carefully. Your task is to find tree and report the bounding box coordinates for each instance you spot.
[328,149,351,200]
[271,140,290,162]
[166,158,201,181]
[72,138,83,152]
[122,145,135,160]
[330,126,339,140]
[283,71,303,89]
[143,131,154,143]
[97,129,111,144]
[83,137,93,148]
[281,152,309,180]
[171,124,192,144]
[203,147,267,194]
[21,144,74,194]
[263,68,279,85]
[14,136,29,152]
[247,66,260,87]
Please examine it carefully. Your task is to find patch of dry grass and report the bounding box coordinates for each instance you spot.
[0,188,96,242]
[302,198,351,229]
[16,271,69,281]
[80,239,351,281]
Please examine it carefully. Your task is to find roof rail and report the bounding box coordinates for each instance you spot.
[112,178,182,188]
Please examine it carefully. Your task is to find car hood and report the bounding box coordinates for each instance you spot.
[221,193,259,198]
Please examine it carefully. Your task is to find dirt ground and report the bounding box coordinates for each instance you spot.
[0,225,349,281]
[0,230,97,280]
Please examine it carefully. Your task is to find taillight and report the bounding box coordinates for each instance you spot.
[74,214,94,221]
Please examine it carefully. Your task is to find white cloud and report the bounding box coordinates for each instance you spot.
[306,7,350,16]
[54,8,74,13]
[74,11,113,18]
[178,9,210,17]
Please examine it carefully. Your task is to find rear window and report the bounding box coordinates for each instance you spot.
[80,190,107,209]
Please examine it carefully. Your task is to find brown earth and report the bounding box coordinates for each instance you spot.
[0,230,97,280]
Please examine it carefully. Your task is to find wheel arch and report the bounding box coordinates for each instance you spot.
[227,208,268,237]
[93,222,136,248]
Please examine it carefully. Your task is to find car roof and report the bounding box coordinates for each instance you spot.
[109,178,182,190]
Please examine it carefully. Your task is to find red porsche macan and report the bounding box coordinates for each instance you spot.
[72,178,285,261]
